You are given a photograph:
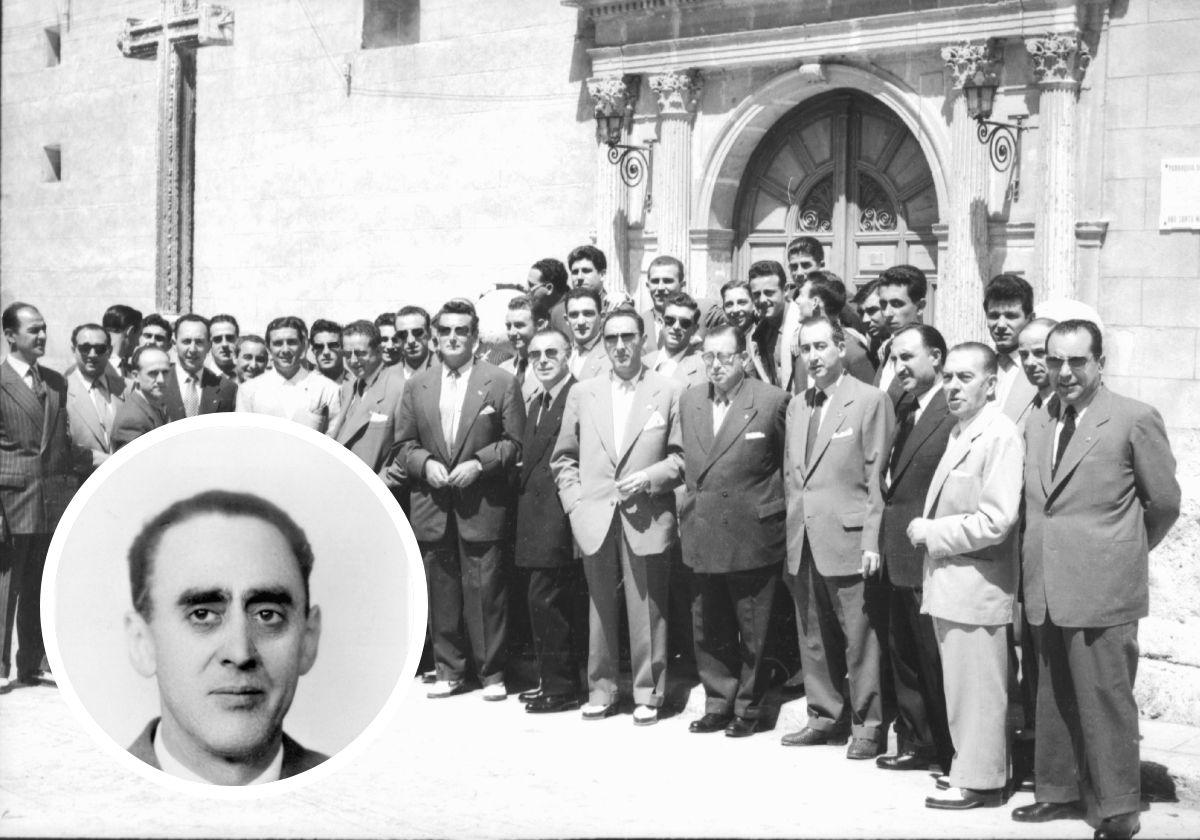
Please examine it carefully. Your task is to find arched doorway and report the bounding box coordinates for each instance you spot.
[734,89,940,294]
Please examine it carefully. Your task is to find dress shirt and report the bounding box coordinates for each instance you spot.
[652,348,687,379]
[6,355,36,391]
[569,336,601,379]
[712,379,744,432]
[440,359,473,445]
[993,351,1021,408]
[236,367,341,432]
[611,373,639,453]
[176,363,203,417]
[76,369,114,442]
[153,723,282,785]
[810,371,845,431]
[877,339,897,395]
[1052,392,1094,470]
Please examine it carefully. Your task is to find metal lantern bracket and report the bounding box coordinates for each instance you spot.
[974,115,1035,202]
[606,139,655,212]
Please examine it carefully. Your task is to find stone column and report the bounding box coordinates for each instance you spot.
[1027,33,1090,302]
[648,69,703,281]
[938,42,1000,344]
[587,75,639,299]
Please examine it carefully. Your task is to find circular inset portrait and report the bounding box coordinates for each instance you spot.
[43,413,425,795]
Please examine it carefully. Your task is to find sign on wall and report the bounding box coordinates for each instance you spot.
[1160,159,1200,230]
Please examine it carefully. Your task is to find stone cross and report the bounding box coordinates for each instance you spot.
[118,1,233,314]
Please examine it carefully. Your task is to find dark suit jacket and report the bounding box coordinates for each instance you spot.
[679,378,789,574]
[1022,387,1181,628]
[872,339,906,406]
[515,378,575,568]
[111,389,167,451]
[0,361,78,535]
[329,364,407,473]
[879,387,955,588]
[162,367,237,421]
[395,360,525,543]
[128,718,327,780]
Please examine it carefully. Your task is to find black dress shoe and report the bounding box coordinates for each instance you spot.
[1094,812,1140,839]
[518,688,543,703]
[926,787,1004,810]
[724,717,758,738]
[526,694,581,714]
[876,751,935,771]
[689,712,733,733]
[16,671,43,687]
[781,726,848,746]
[846,737,880,760]
[1011,801,1085,823]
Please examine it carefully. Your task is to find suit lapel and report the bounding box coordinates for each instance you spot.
[923,417,980,517]
[451,365,490,462]
[524,379,571,480]
[892,388,950,484]
[692,385,715,455]
[421,371,452,463]
[1049,389,1110,496]
[701,383,757,481]
[1,363,44,428]
[803,376,854,481]
[68,371,106,447]
[39,366,59,453]
[589,379,618,464]
[618,373,659,464]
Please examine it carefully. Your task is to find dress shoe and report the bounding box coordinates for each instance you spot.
[876,750,935,771]
[846,737,880,760]
[689,713,732,734]
[780,726,848,747]
[525,693,581,714]
[1094,812,1140,839]
[581,702,619,720]
[481,682,507,701]
[1011,801,1085,823]
[926,786,1004,810]
[632,705,658,726]
[518,688,543,703]
[725,717,758,738]
[426,678,465,699]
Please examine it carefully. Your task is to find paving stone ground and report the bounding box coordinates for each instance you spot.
[2,677,1199,838]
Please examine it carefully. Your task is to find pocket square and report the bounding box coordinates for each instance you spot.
[480,405,496,416]
[643,411,667,431]
[831,428,853,440]
[744,431,765,440]
[368,411,389,423]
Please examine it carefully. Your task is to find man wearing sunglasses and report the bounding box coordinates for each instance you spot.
[645,292,707,388]
[65,323,127,473]
[640,256,721,353]
[394,306,435,382]
[310,319,348,385]
[206,314,240,381]
[330,320,406,474]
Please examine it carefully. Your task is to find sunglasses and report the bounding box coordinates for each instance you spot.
[312,342,341,352]
[396,328,426,341]
[211,334,238,344]
[528,348,563,361]
[663,315,695,329]
[566,310,597,320]
[341,349,373,359]
[435,326,472,338]
[76,343,110,356]
[701,351,738,367]
[603,332,639,346]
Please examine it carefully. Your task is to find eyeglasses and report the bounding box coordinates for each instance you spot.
[396,328,426,342]
[312,342,341,352]
[528,348,563,361]
[566,310,597,320]
[603,332,639,346]
[663,315,695,329]
[1045,355,1094,371]
[341,349,373,359]
[435,325,473,338]
[701,352,739,367]
[210,334,237,344]
[75,343,110,356]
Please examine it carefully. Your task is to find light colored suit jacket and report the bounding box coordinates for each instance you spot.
[1022,387,1181,628]
[645,347,708,390]
[551,367,684,557]
[919,404,1024,626]
[499,355,540,403]
[571,339,612,381]
[783,374,894,577]
[329,364,407,473]
[997,358,1039,427]
[66,368,126,470]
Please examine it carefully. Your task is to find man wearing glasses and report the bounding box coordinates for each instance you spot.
[394,306,434,382]
[552,307,684,726]
[66,323,127,473]
[645,292,707,388]
[330,320,406,473]
[206,314,240,381]
[309,319,348,385]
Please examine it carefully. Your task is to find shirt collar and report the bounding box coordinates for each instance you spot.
[6,355,32,380]
[153,721,283,785]
[75,367,107,393]
[818,371,845,399]
[175,361,202,384]
[953,401,997,437]
[712,377,744,405]
[538,373,570,403]
[610,366,644,390]
[914,379,942,412]
[443,358,473,381]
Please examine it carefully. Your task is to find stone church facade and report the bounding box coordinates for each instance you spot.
[2,0,1197,718]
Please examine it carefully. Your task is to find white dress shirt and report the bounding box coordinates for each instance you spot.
[175,362,203,417]
[153,723,282,785]
[236,367,341,432]
[611,373,638,453]
[878,339,897,395]
[440,360,474,445]
[569,336,601,380]
[712,379,744,433]
[1052,392,1094,469]
[6,355,36,391]
[993,350,1021,409]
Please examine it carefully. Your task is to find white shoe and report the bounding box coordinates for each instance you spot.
[426,679,464,699]
[481,682,507,701]
[633,705,658,726]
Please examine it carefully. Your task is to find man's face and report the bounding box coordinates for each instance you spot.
[861,291,885,339]
[749,275,786,325]
[342,333,382,380]
[269,328,305,378]
[569,258,604,291]
[526,267,547,295]
[5,307,47,362]
[795,281,821,319]
[505,308,536,357]
[176,322,211,376]
[722,287,756,332]
[798,321,845,390]
[72,327,112,380]
[603,314,644,380]
[702,331,746,394]
[139,324,171,351]
[377,324,402,367]
[942,348,995,420]
[1047,329,1104,407]
[310,331,342,378]
[565,297,601,347]
[394,315,430,368]
[236,341,268,383]
[136,348,172,399]
[661,304,698,355]
[877,283,924,336]
[890,329,939,397]
[646,264,683,314]
[986,299,1031,355]
[1017,323,1054,392]
[209,323,238,372]
[787,252,820,286]
[435,313,476,370]
[528,332,570,388]
[126,514,320,774]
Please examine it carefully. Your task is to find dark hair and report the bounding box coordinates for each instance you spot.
[568,244,607,273]
[647,254,685,284]
[373,312,395,329]
[237,334,266,351]
[877,265,928,303]
[173,313,210,337]
[71,322,110,347]
[893,324,948,368]
[266,316,308,344]
[797,314,845,345]
[530,326,573,350]
[602,305,644,336]
[507,294,533,312]
[140,313,173,340]
[983,272,1034,317]
[2,302,39,333]
[342,319,381,347]
[131,344,170,371]
[786,236,824,265]
[434,299,479,333]
[747,260,788,290]
[663,291,700,319]
[565,285,602,310]
[128,490,315,619]
[396,305,431,331]
[310,318,342,338]
[102,304,142,333]
[210,313,239,334]
[531,258,569,295]
[704,323,747,353]
[720,278,752,300]
[852,279,879,306]
[804,271,848,315]
[948,341,999,376]
[1048,318,1103,358]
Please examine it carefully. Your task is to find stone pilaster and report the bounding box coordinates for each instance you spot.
[587,74,639,298]
[1027,33,1090,302]
[648,69,703,280]
[938,41,1000,343]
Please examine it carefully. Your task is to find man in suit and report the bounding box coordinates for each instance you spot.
[497,295,543,403]
[328,320,406,473]
[908,343,1024,810]
[874,325,956,776]
[641,256,722,352]
[551,307,684,725]
[984,274,1037,422]
[527,257,571,338]
[1012,320,1180,839]
[645,292,708,388]
[162,315,237,422]
[310,319,348,385]
[679,325,789,737]
[394,299,525,701]
[793,271,876,390]
[780,315,894,758]
[395,306,435,383]
[102,304,142,380]
[749,260,795,390]
[112,346,172,450]
[874,265,928,405]
[65,323,127,474]
[206,314,239,381]
[564,286,611,381]
[123,490,326,783]
[0,303,81,691]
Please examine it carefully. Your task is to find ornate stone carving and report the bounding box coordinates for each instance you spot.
[648,69,703,117]
[587,74,638,117]
[940,40,1001,91]
[1026,32,1091,85]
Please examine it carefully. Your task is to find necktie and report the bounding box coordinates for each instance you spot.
[534,392,552,433]
[1053,405,1076,476]
[805,388,826,465]
[889,394,917,478]
[183,376,200,417]
[441,369,460,446]
[91,385,110,445]
[515,356,528,387]
[29,367,46,403]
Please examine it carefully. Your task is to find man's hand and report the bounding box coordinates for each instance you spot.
[447,459,484,488]
[860,550,881,577]
[425,460,450,488]
[615,470,651,500]
[906,518,930,548]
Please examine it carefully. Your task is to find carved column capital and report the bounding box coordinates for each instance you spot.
[648,69,704,117]
[587,74,639,117]
[940,40,1002,91]
[1026,32,1091,86]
